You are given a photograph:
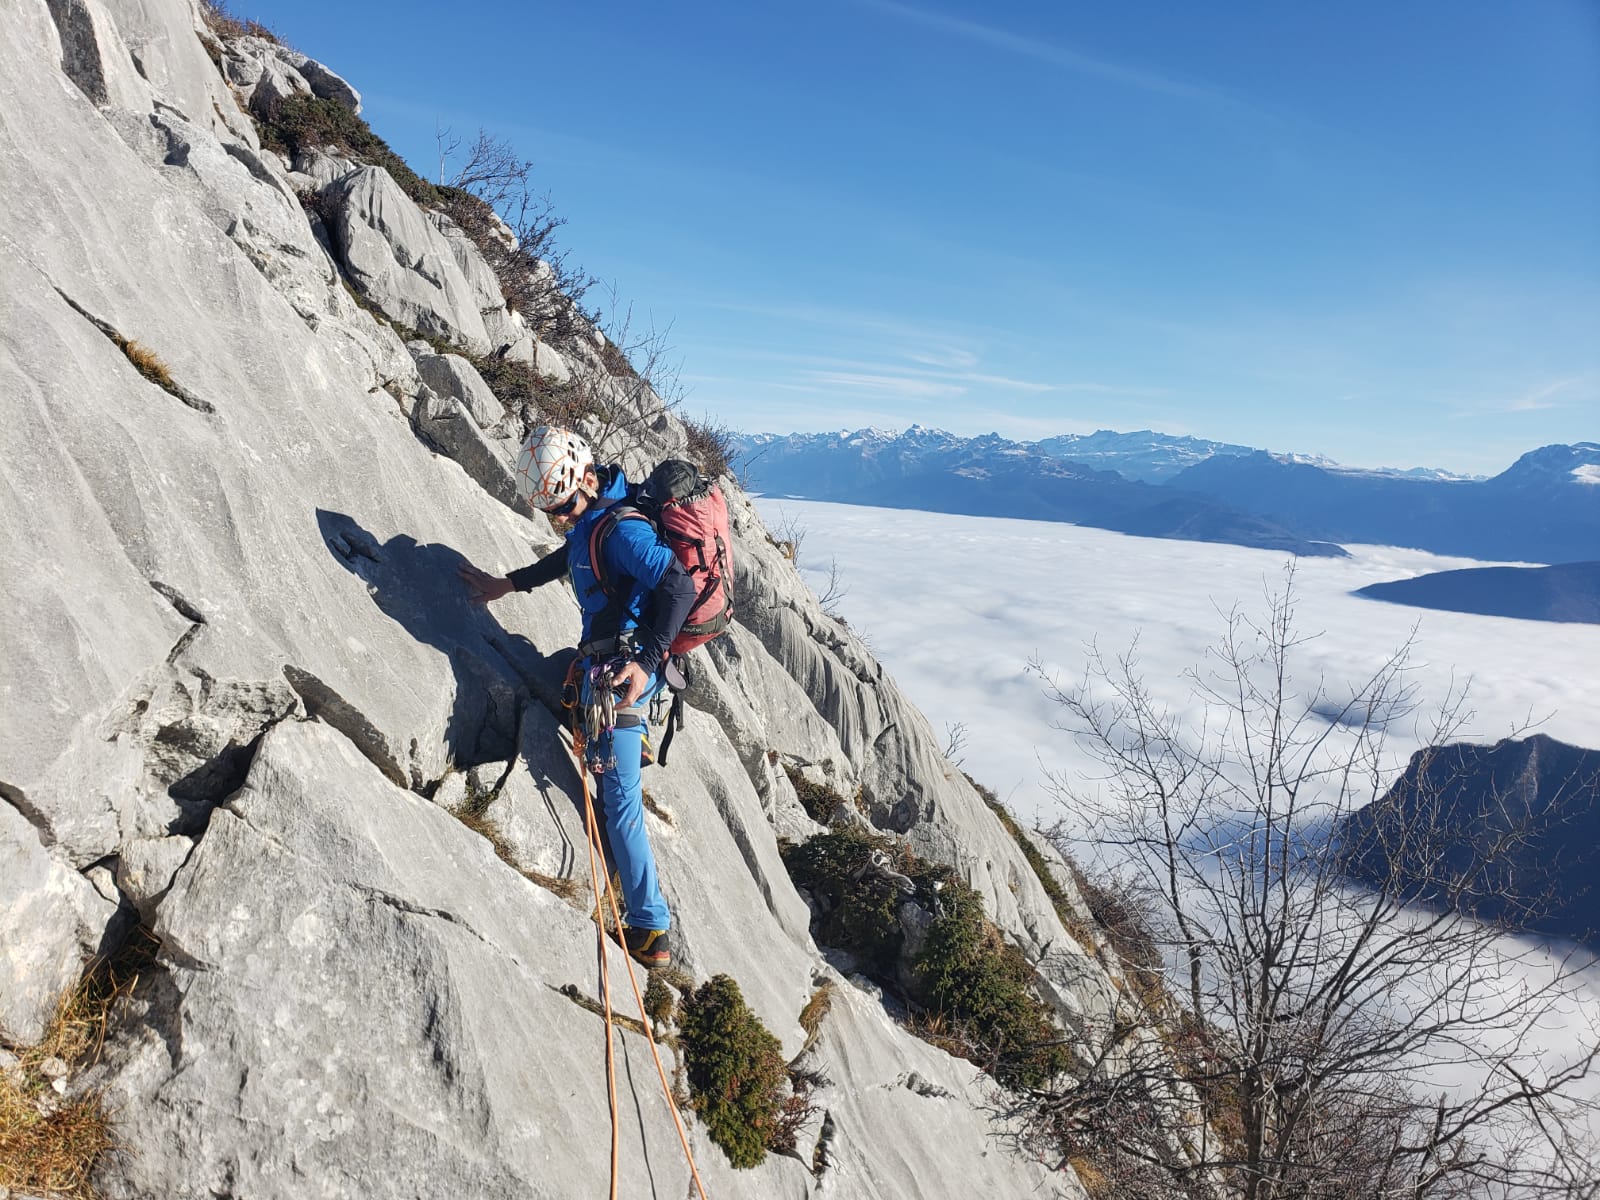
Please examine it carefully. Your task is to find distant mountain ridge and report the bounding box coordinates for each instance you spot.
[1172,442,1600,564]
[735,427,1347,558]
[735,429,1598,564]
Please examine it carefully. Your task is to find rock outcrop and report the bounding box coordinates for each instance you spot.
[0,3,1156,1195]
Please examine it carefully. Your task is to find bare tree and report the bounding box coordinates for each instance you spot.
[769,506,807,566]
[816,557,849,617]
[1028,570,1599,1198]
[560,283,685,461]
[434,128,598,345]
[943,720,969,767]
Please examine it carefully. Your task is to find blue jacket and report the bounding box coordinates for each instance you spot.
[566,467,676,645]
[507,465,698,671]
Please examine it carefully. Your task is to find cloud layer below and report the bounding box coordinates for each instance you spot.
[762,498,1600,827]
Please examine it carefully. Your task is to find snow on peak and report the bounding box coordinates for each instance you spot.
[1573,464,1600,485]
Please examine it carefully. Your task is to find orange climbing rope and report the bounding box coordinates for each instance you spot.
[577,761,621,1199]
[569,673,710,1200]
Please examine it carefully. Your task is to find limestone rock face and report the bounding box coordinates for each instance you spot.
[414,350,506,430]
[220,33,362,117]
[1,1,1134,1194]
[114,835,195,920]
[104,0,259,147]
[413,387,524,514]
[0,803,117,1043]
[534,338,572,382]
[329,166,494,354]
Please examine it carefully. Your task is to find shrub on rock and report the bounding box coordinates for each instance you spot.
[677,974,788,1169]
[781,827,1069,1090]
[258,93,438,207]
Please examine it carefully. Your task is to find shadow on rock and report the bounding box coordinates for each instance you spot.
[315,509,567,777]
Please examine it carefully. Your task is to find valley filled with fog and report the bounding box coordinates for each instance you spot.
[761,497,1600,1161]
[759,497,1599,829]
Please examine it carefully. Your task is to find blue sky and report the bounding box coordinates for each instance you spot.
[248,1,1597,475]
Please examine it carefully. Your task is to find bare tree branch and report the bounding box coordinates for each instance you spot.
[1025,570,1600,1198]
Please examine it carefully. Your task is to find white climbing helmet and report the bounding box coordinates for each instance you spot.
[514,425,595,512]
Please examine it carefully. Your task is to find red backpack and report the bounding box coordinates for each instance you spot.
[587,459,735,656]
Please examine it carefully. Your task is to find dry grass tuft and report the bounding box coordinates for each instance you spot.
[198,1,282,44]
[0,930,158,1198]
[116,339,174,391]
[797,980,835,1047]
[641,788,673,826]
[681,413,735,480]
[0,1084,112,1200]
[1068,1153,1111,1198]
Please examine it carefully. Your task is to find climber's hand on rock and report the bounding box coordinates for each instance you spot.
[458,563,512,606]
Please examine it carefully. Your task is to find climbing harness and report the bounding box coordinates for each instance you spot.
[563,662,710,1200]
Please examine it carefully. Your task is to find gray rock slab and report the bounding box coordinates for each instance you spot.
[0,802,117,1044]
[102,0,258,148]
[222,35,360,117]
[478,704,588,886]
[114,835,194,919]
[429,209,506,314]
[414,351,504,430]
[533,339,572,383]
[0,16,565,838]
[95,719,811,1200]
[803,974,1082,1199]
[414,388,525,515]
[49,0,155,111]
[329,167,492,354]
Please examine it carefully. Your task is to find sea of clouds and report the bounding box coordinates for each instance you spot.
[758,497,1600,830]
[757,496,1600,1154]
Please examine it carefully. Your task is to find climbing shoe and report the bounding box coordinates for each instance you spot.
[622,926,672,970]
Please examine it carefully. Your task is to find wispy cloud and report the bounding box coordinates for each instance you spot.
[807,371,969,399]
[858,0,1246,109]
[1451,375,1600,418]
[907,347,980,370]
[1504,377,1593,413]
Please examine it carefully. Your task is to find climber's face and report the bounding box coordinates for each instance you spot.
[547,468,599,530]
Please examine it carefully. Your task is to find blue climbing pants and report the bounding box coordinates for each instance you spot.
[583,664,671,932]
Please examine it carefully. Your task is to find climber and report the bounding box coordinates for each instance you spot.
[457,426,695,970]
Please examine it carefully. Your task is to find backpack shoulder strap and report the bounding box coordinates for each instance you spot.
[586,503,652,599]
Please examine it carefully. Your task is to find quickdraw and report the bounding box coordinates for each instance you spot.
[565,654,634,775]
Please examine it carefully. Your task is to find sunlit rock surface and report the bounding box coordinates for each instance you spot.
[1,3,1125,1194]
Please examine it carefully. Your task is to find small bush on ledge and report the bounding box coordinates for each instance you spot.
[781,827,1069,1089]
[258,93,439,208]
[677,974,789,1169]
[782,764,854,826]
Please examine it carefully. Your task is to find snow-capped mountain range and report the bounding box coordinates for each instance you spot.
[732,429,1599,564]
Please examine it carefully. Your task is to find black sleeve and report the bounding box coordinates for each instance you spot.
[634,559,697,673]
[506,544,569,592]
